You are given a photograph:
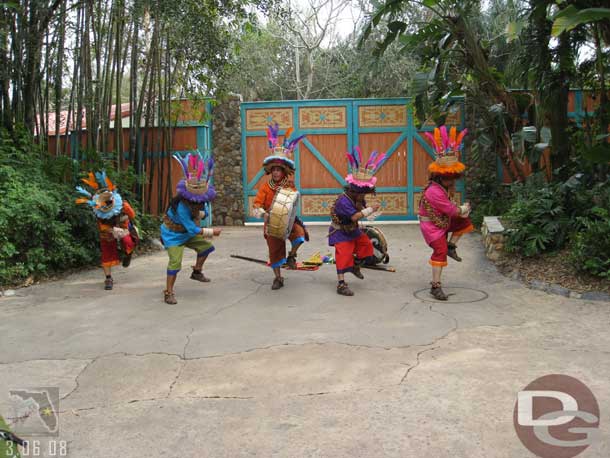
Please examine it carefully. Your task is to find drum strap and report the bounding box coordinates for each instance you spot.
[268,177,290,191]
[329,194,360,237]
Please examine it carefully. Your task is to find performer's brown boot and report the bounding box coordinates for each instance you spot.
[104,276,113,290]
[447,242,462,262]
[430,282,448,301]
[337,281,354,296]
[164,290,177,305]
[190,267,211,282]
[271,276,284,290]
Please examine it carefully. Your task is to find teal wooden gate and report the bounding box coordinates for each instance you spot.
[241,98,465,223]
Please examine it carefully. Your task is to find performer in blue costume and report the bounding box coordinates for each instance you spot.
[161,151,222,304]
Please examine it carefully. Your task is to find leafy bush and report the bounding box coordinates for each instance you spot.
[503,176,572,257]
[0,132,99,284]
[570,207,610,278]
[0,129,154,286]
[138,213,161,242]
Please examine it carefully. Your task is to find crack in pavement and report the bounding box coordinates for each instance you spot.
[0,319,567,366]
[208,281,264,318]
[167,328,195,398]
[59,357,98,402]
[399,346,440,385]
[183,328,194,359]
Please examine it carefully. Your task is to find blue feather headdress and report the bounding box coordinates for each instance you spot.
[75,170,124,219]
[262,123,305,174]
[173,150,216,203]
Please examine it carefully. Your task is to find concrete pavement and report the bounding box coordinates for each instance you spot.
[0,225,608,457]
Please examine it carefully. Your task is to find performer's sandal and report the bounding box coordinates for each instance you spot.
[286,255,297,270]
[351,265,364,280]
[430,282,448,301]
[164,290,177,305]
[104,277,113,290]
[271,276,284,290]
[190,268,211,282]
[337,282,354,296]
[122,253,132,268]
[447,242,462,262]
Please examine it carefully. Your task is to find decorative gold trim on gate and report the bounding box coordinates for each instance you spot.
[246,108,293,131]
[413,192,423,212]
[445,108,462,126]
[301,194,338,216]
[299,107,347,129]
[414,191,462,214]
[423,107,462,127]
[373,193,408,215]
[359,105,407,127]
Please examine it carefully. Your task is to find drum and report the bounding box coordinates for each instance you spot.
[266,188,300,240]
[363,225,389,264]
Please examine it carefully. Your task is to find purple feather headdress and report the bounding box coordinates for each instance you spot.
[173,150,216,202]
[262,123,305,174]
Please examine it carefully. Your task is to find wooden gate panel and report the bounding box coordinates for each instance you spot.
[299,134,348,189]
[412,139,434,188]
[357,133,407,187]
[245,136,270,183]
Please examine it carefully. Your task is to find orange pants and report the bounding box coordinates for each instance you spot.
[266,222,306,268]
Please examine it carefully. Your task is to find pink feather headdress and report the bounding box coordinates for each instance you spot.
[345,146,387,189]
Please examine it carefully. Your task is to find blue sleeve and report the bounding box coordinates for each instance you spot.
[177,201,201,237]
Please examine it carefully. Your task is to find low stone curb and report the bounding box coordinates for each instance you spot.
[483,216,610,303]
[525,279,610,302]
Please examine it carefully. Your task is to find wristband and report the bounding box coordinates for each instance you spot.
[361,207,374,217]
[201,228,214,237]
[252,207,266,218]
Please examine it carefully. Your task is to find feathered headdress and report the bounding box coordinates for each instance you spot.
[262,123,305,174]
[345,146,386,192]
[75,170,124,220]
[173,150,216,203]
[424,125,467,176]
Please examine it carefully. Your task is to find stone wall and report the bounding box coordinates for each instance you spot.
[212,96,245,225]
[481,216,506,261]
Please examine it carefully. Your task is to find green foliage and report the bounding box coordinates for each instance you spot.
[504,183,571,257]
[0,131,99,285]
[0,129,156,286]
[502,171,610,261]
[138,213,161,242]
[0,414,20,458]
[552,6,610,37]
[571,207,610,278]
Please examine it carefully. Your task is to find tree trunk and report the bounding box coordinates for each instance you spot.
[54,0,66,155]
[547,31,571,175]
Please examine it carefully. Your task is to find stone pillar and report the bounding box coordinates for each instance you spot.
[212,96,245,225]
[481,216,506,261]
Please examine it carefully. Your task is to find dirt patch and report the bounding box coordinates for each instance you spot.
[496,249,610,294]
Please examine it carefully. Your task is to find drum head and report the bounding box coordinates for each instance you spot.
[266,189,300,240]
[283,192,300,238]
[364,226,389,265]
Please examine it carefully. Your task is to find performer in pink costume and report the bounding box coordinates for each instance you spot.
[419,126,474,300]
